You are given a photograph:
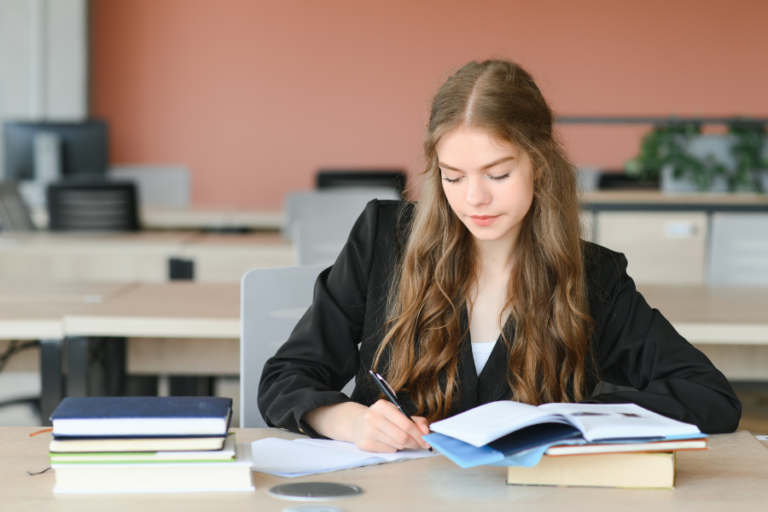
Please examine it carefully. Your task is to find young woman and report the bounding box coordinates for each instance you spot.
[258,59,741,453]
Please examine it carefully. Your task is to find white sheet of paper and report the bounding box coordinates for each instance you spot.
[250,438,435,478]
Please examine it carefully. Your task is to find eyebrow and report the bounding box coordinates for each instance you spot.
[438,156,516,172]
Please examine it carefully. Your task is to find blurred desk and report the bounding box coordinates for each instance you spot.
[32,206,284,232]
[638,285,768,380]
[72,283,768,382]
[0,232,293,283]
[4,427,768,510]
[62,282,240,377]
[582,190,768,211]
[141,207,283,231]
[0,282,138,422]
[7,282,768,425]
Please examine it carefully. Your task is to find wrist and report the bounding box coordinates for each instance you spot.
[303,402,367,441]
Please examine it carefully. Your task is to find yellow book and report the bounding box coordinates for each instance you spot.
[507,451,675,489]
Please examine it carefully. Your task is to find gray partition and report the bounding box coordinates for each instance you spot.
[709,213,768,286]
[240,265,355,428]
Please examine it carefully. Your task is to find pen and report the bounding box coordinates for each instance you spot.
[368,370,433,452]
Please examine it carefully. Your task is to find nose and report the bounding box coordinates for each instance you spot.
[465,175,492,207]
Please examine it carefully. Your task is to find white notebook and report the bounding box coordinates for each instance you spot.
[250,438,436,478]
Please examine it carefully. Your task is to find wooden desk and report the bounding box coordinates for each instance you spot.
[3,427,768,511]
[57,283,768,380]
[638,285,768,380]
[32,206,285,231]
[583,190,768,211]
[141,206,283,231]
[63,282,240,376]
[0,231,293,283]
[5,282,768,424]
[0,283,138,422]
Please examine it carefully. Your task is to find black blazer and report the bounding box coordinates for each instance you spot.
[259,200,741,436]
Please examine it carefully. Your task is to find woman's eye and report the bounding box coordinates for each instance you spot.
[442,176,461,184]
[490,173,510,182]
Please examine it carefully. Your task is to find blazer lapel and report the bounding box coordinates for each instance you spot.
[478,320,514,403]
[454,307,478,415]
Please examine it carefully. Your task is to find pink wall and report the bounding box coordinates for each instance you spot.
[91,0,768,208]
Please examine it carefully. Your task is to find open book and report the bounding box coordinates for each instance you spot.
[429,401,702,448]
[424,401,704,469]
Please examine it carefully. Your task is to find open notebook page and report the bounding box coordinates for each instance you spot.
[250,438,435,478]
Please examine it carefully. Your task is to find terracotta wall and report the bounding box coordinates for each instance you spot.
[90,0,768,208]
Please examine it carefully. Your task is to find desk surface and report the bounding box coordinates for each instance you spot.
[3,427,767,512]
[0,283,137,339]
[637,285,768,344]
[0,231,293,284]
[1,282,766,342]
[583,190,768,206]
[63,282,241,339]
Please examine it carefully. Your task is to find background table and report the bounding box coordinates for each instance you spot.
[0,232,293,283]
[4,281,768,427]
[2,427,768,511]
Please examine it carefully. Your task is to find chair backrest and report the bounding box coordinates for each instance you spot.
[293,215,358,266]
[47,179,139,231]
[709,213,768,286]
[282,188,400,240]
[0,182,35,231]
[109,165,191,209]
[242,265,355,428]
[316,169,406,195]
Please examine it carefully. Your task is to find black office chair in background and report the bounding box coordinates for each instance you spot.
[46,179,139,232]
[316,169,407,196]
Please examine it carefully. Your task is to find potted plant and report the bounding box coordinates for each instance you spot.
[625,121,768,193]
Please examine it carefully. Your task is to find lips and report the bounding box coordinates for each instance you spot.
[469,215,499,226]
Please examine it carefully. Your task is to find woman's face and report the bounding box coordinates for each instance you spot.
[436,125,534,248]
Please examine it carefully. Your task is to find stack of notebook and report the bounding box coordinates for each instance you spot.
[423,402,708,489]
[49,396,254,494]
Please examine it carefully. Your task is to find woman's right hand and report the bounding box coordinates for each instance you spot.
[303,400,431,453]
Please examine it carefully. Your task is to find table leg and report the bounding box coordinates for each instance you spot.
[65,337,128,398]
[39,339,63,426]
[65,337,89,397]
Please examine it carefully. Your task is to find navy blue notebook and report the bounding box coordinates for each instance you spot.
[50,397,233,438]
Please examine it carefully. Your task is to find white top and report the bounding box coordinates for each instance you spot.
[471,340,497,375]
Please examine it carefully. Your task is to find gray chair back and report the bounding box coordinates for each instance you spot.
[240,265,355,428]
[709,213,768,286]
[282,187,399,240]
[0,182,35,231]
[293,215,358,266]
[109,165,191,209]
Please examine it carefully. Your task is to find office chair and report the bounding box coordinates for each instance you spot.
[0,182,36,231]
[282,187,400,240]
[109,165,191,209]
[292,215,358,266]
[709,213,768,286]
[47,179,139,231]
[240,265,355,428]
[317,169,407,196]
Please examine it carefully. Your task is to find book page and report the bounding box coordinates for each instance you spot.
[429,401,568,447]
[538,403,701,441]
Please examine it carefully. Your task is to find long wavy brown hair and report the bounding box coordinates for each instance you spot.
[373,59,595,422]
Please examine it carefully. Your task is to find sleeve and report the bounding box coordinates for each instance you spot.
[257,200,382,437]
[584,250,742,434]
